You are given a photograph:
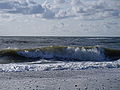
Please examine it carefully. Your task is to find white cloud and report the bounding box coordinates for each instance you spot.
[0,0,44,14]
[54,0,65,4]
[0,0,120,20]
[42,9,55,19]
[71,0,83,6]
[55,10,66,18]
[71,0,120,19]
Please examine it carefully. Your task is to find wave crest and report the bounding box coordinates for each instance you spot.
[0,46,120,63]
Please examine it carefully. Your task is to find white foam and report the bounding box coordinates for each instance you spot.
[0,59,120,72]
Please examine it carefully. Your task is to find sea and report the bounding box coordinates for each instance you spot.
[0,36,120,72]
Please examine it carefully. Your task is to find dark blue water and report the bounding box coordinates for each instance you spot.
[0,36,120,49]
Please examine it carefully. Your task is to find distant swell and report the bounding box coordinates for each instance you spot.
[0,46,120,64]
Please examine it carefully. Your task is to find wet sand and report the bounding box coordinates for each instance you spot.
[0,68,120,90]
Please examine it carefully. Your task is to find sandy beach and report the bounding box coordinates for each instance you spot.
[0,68,120,90]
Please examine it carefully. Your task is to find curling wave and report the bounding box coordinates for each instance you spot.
[0,46,120,63]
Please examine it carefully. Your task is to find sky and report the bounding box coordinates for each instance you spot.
[0,0,120,36]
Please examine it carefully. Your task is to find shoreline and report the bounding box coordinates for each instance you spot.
[0,68,120,90]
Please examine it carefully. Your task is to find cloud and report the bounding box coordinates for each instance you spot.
[54,0,65,4]
[42,9,55,19]
[71,0,83,6]
[55,10,66,18]
[0,0,120,20]
[0,0,44,14]
[71,0,120,19]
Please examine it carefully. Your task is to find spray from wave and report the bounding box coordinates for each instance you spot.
[0,46,120,64]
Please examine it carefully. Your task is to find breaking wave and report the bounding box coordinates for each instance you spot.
[0,60,120,72]
[0,46,120,64]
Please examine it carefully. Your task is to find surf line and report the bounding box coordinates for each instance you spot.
[0,46,120,63]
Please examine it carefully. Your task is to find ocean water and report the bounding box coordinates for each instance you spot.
[0,36,120,72]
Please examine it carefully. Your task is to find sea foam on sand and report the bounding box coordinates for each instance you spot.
[0,59,120,72]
